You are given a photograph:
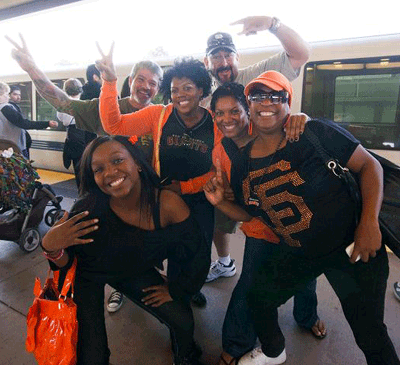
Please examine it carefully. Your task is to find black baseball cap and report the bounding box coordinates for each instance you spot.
[206,32,237,56]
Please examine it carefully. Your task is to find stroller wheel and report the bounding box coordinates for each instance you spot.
[19,228,41,252]
[45,208,66,226]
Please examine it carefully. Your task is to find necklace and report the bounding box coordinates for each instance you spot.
[247,133,285,207]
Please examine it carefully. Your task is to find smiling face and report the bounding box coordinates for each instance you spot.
[91,140,141,200]
[129,68,160,106]
[214,96,249,140]
[248,85,290,136]
[204,49,239,84]
[170,77,203,116]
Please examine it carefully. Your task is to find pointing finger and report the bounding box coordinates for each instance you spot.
[215,159,222,178]
[230,18,245,25]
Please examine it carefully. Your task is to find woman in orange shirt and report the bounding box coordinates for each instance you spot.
[97,45,220,307]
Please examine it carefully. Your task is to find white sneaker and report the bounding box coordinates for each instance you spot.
[205,259,236,283]
[238,347,286,365]
[107,290,124,313]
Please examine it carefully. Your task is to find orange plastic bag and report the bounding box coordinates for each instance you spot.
[26,258,78,365]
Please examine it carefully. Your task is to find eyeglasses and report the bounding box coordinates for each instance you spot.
[247,91,289,104]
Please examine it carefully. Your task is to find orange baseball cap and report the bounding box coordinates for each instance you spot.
[244,70,293,107]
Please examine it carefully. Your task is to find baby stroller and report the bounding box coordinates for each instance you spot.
[0,139,65,252]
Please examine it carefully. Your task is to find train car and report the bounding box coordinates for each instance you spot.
[2,33,400,172]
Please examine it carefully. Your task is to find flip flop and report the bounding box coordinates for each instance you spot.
[310,319,327,339]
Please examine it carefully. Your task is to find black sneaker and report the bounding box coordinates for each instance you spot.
[393,282,400,302]
[107,290,124,313]
[191,291,207,308]
[174,344,204,365]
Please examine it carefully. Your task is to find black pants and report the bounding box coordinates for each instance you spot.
[181,194,214,253]
[222,237,319,358]
[247,244,400,365]
[73,268,195,365]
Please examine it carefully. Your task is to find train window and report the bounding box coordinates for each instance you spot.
[36,78,85,131]
[302,56,400,150]
[8,82,32,119]
[36,79,65,131]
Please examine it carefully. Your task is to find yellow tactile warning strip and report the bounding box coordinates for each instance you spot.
[36,169,75,185]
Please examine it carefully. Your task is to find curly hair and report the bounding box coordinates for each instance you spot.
[210,82,249,114]
[160,58,211,101]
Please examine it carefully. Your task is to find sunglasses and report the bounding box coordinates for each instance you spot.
[247,90,289,104]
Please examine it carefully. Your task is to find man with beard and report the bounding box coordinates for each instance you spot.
[4,48,163,159]
[203,16,311,284]
[203,16,310,106]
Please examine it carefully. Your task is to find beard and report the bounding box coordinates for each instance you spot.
[215,66,235,83]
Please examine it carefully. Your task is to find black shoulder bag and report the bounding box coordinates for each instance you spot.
[304,127,400,258]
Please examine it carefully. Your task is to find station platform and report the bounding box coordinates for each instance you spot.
[1,169,400,364]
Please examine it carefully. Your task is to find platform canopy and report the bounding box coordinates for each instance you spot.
[0,0,83,21]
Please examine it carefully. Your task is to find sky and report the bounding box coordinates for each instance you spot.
[1,0,400,76]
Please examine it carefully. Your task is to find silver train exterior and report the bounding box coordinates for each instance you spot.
[2,33,400,172]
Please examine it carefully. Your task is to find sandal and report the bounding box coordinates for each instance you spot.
[310,319,327,339]
[218,353,239,365]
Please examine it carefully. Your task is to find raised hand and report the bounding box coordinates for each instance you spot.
[231,16,274,36]
[42,211,99,252]
[95,42,117,82]
[5,33,37,72]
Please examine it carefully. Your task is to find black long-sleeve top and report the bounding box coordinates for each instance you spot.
[50,193,210,302]
[1,105,51,130]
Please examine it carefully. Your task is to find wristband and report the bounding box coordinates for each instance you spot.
[269,17,281,33]
[43,248,65,262]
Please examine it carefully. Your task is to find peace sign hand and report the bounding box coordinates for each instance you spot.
[42,211,99,252]
[5,33,37,72]
[95,42,117,82]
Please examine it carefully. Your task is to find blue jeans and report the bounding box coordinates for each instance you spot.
[222,237,319,358]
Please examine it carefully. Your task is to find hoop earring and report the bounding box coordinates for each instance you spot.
[138,166,142,172]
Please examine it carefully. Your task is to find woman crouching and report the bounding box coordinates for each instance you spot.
[41,135,209,365]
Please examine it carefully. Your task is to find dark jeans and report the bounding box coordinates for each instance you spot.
[73,268,196,365]
[248,243,400,365]
[222,237,318,358]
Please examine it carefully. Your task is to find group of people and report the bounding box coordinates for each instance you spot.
[4,14,399,365]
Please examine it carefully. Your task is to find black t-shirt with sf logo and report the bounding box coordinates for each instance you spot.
[231,119,360,258]
[159,108,214,186]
